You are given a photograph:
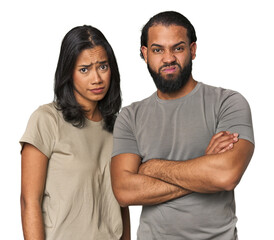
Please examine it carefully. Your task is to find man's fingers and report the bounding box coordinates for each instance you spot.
[219,143,234,153]
[211,134,238,153]
[206,131,227,152]
[206,132,238,154]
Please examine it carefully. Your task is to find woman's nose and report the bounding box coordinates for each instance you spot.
[90,70,102,85]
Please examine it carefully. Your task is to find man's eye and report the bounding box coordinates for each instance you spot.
[80,68,88,73]
[153,49,162,53]
[174,47,183,52]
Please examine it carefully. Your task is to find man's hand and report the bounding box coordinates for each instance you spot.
[205,131,239,155]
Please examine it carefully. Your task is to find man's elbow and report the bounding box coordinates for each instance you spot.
[217,143,253,191]
[111,178,135,207]
[218,171,242,191]
[221,178,239,192]
[112,188,132,207]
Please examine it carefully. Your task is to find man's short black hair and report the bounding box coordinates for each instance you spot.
[140,11,197,59]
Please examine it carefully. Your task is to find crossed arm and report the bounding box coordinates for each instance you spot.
[111,152,191,207]
[111,131,247,207]
[139,138,254,193]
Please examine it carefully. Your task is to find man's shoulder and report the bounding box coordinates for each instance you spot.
[120,92,156,113]
[115,93,156,128]
[200,82,251,119]
[199,82,243,100]
[200,82,233,93]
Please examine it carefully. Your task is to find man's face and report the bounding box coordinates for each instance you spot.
[141,24,196,93]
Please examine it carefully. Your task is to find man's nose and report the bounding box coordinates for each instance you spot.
[162,50,176,64]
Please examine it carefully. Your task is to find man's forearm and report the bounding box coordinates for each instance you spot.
[139,139,254,193]
[112,168,191,207]
[139,156,226,193]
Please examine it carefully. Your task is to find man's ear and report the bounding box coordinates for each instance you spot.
[190,42,197,60]
[141,46,148,63]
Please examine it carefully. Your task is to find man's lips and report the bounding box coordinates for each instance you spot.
[162,66,177,73]
[160,63,180,74]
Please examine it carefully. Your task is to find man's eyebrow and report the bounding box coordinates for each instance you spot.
[151,43,163,48]
[173,41,186,47]
[150,41,186,48]
[78,60,108,68]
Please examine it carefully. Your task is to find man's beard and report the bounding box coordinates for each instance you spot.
[147,59,192,94]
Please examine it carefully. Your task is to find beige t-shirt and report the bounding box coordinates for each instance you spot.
[20,103,122,240]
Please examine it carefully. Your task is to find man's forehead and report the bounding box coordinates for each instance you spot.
[147,24,189,46]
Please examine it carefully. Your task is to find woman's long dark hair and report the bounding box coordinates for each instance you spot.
[54,25,121,132]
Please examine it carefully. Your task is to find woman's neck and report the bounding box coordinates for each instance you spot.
[85,104,102,122]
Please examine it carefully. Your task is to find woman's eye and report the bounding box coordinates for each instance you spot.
[80,68,88,73]
[99,64,108,70]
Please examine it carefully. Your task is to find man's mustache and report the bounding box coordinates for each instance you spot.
[159,62,182,72]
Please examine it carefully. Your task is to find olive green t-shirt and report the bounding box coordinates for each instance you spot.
[20,103,122,240]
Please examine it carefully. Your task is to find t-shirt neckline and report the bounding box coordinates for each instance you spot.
[155,81,202,104]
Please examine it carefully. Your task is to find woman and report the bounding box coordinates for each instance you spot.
[20,25,130,240]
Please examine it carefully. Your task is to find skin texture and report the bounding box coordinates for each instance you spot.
[111,24,254,207]
[73,46,111,121]
[21,46,130,240]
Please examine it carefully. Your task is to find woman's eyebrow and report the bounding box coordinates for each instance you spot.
[78,60,108,67]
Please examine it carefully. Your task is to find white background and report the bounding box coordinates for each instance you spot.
[0,0,273,239]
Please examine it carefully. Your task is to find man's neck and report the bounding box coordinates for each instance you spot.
[157,76,197,100]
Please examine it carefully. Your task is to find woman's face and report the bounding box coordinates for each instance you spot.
[72,46,111,109]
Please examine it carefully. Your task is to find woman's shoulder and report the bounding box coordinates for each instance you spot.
[21,103,60,157]
[29,102,62,126]
[33,102,60,117]
[35,102,57,113]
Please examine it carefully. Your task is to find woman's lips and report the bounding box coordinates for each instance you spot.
[89,87,104,94]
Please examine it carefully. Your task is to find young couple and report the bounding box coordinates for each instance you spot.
[20,11,254,240]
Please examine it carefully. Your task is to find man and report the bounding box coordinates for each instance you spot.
[111,11,254,240]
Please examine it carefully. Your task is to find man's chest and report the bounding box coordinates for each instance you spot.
[134,104,217,162]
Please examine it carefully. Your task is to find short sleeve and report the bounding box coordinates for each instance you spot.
[112,107,141,157]
[20,105,58,158]
[216,90,254,144]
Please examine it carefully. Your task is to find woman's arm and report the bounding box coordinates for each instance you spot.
[120,207,130,240]
[21,143,48,240]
